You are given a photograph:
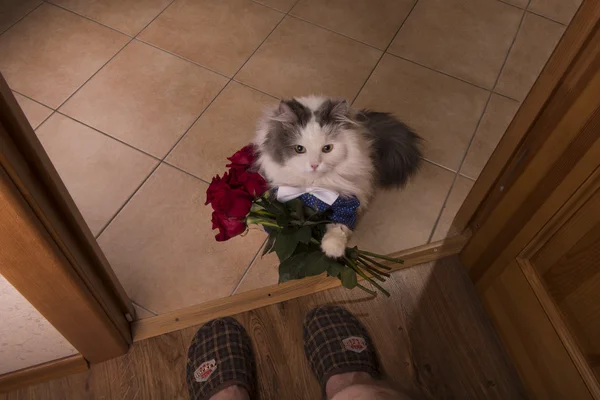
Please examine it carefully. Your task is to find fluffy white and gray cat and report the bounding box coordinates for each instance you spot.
[254,96,422,258]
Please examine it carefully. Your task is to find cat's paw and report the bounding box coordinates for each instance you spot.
[321,224,349,258]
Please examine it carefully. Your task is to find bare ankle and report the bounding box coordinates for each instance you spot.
[326,372,375,399]
[209,385,250,400]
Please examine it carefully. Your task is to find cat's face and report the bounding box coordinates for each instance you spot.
[261,98,353,177]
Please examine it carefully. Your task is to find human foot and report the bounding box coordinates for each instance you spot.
[186,318,256,400]
[303,305,380,399]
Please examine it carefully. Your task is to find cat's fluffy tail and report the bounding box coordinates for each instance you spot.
[358,111,423,188]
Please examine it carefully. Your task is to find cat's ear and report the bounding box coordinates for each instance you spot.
[316,99,355,126]
[330,100,350,120]
[272,99,310,125]
[278,100,293,116]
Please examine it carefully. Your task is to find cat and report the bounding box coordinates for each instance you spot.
[254,96,422,258]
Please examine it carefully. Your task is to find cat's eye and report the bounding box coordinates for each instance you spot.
[322,144,334,153]
[294,145,306,154]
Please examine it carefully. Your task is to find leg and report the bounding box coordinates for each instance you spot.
[303,305,419,400]
[328,373,414,400]
[186,318,256,400]
[321,223,351,258]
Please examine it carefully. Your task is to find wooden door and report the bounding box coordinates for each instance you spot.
[458,1,600,398]
[0,72,133,364]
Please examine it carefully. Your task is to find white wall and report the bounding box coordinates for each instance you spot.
[0,274,77,375]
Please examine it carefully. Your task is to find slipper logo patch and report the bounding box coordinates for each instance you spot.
[194,359,217,383]
[342,336,367,353]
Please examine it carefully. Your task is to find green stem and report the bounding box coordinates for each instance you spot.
[246,216,281,229]
[252,209,276,218]
[358,250,404,264]
[356,258,385,281]
[358,254,393,270]
[355,283,376,296]
[357,258,390,279]
[310,237,321,246]
[344,256,390,297]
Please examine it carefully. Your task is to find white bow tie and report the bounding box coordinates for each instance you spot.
[277,186,340,205]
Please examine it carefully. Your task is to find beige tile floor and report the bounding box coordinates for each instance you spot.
[0,0,577,318]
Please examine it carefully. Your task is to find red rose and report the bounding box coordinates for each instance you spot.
[207,144,269,242]
[206,172,253,217]
[226,145,256,170]
[236,170,268,197]
[205,174,229,205]
[211,212,246,241]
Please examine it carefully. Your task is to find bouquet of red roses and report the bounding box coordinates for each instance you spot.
[206,145,403,296]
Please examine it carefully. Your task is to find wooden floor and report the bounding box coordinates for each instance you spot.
[2,256,525,399]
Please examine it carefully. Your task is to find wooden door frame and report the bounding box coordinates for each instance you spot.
[456,0,600,290]
[0,74,133,364]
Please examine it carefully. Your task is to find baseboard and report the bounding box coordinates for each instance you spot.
[133,234,469,341]
[0,354,88,393]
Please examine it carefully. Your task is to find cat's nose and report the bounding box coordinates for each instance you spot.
[310,164,319,171]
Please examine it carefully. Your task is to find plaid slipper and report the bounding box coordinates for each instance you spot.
[186,317,256,400]
[303,305,380,391]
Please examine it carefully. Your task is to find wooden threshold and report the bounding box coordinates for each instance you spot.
[0,354,88,394]
[132,234,468,341]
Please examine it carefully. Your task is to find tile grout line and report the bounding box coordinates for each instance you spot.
[249,0,292,13]
[458,172,476,182]
[230,237,268,296]
[161,81,232,162]
[350,0,420,105]
[94,163,161,239]
[162,160,210,184]
[231,79,281,100]
[458,1,530,171]
[421,157,459,175]
[493,0,533,96]
[426,1,530,243]
[131,300,159,317]
[495,0,567,26]
[232,0,301,80]
[53,0,178,112]
[287,14,386,51]
[524,9,567,26]
[134,36,283,99]
[164,0,300,162]
[0,1,44,36]
[454,1,530,174]
[384,52,517,99]
[55,42,130,111]
[11,89,56,110]
[132,0,521,104]
[425,92,493,243]
[227,0,304,294]
[34,110,57,131]
[95,79,231,239]
[135,38,232,79]
[492,91,521,104]
[55,112,162,161]
[42,1,135,37]
[14,0,522,112]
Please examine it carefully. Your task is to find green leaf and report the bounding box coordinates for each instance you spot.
[326,261,345,278]
[340,267,357,289]
[274,232,299,262]
[294,199,305,222]
[345,246,359,259]
[304,252,329,276]
[295,225,312,244]
[262,234,276,256]
[278,253,306,283]
[275,211,289,227]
